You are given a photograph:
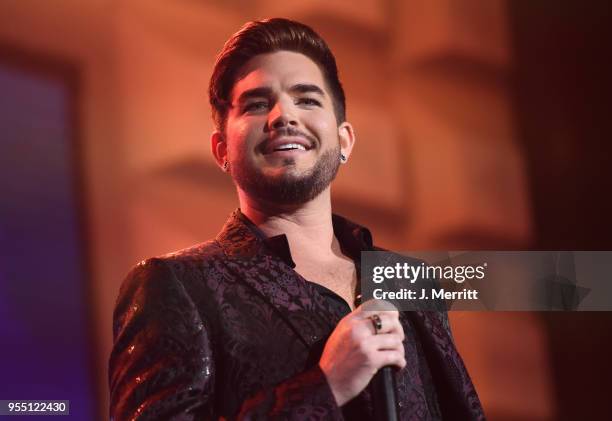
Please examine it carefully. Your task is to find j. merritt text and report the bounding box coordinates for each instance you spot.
[373,288,479,300]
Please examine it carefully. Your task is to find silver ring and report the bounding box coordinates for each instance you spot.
[370,314,382,334]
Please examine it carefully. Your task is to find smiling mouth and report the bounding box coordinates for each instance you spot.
[273,143,308,152]
[261,137,315,155]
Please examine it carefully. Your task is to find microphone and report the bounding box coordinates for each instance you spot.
[372,366,399,421]
[360,299,400,421]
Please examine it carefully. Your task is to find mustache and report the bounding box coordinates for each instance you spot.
[266,127,317,146]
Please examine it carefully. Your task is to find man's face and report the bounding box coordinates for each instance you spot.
[223,51,343,205]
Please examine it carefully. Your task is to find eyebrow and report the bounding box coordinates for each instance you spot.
[234,83,326,106]
[235,87,273,105]
[290,83,326,97]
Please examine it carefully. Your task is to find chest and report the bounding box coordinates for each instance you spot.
[294,259,358,310]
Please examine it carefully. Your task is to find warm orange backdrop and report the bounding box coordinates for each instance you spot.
[2,1,610,420]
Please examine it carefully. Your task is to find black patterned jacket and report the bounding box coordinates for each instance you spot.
[109,210,485,420]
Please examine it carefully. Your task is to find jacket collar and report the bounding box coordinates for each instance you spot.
[215,208,374,265]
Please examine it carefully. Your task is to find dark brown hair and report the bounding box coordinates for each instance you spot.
[208,18,346,132]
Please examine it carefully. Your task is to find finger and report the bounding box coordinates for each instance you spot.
[372,349,406,370]
[364,333,405,351]
[356,304,399,321]
[361,313,404,337]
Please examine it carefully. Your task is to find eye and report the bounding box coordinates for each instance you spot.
[296,97,321,107]
[242,101,269,113]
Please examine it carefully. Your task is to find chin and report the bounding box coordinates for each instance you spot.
[265,163,312,178]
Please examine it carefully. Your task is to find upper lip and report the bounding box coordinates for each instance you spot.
[261,136,314,154]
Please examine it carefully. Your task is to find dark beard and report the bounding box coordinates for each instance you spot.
[231,146,341,205]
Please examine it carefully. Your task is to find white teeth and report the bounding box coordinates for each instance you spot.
[275,143,306,151]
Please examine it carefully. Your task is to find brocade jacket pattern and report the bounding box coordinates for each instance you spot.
[109,210,485,420]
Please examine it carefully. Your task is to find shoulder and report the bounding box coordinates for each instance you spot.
[130,239,226,281]
[157,239,225,266]
[116,240,226,309]
[113,240,228,336]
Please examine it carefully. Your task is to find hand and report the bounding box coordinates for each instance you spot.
[318,303,406,406]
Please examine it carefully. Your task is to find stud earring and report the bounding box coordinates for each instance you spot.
[222,161,229,171]
[340,153,347,163]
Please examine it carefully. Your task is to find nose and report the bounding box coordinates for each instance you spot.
[267,98,297,131]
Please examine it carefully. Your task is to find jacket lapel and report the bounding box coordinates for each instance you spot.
[406,310,483,419]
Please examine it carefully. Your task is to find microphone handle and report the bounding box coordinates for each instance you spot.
[371,366,399,421]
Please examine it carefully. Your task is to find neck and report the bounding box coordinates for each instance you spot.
[238,187,340,260]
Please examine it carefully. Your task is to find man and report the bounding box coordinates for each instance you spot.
[109,18,484,420]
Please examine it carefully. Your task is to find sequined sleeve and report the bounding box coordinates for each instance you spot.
[109,259,216,420]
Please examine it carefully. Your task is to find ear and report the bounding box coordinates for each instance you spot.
[211,131,228,171]
[338,121,356,161]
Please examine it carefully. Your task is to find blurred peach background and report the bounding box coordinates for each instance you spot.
[1,1,610,420]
